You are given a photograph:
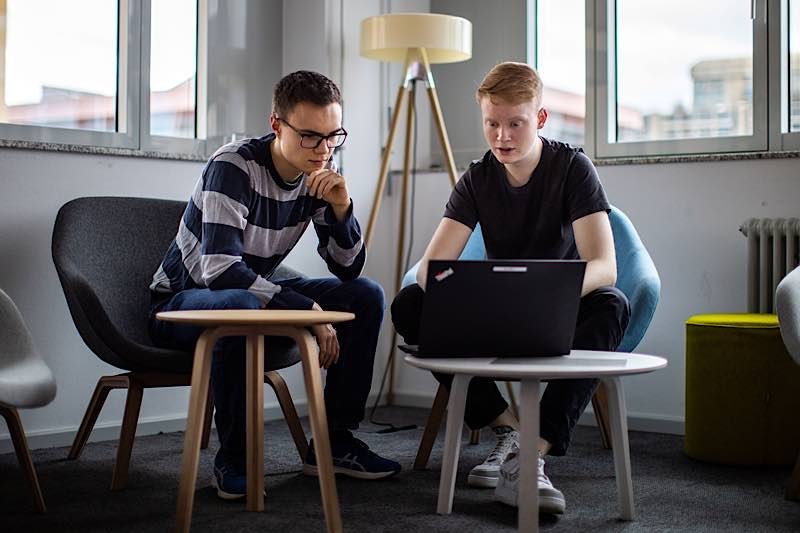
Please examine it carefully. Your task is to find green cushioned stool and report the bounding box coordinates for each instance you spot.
[685,313,800,466]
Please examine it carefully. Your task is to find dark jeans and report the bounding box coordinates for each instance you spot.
[390,283,630,456]
[149,277,385,466]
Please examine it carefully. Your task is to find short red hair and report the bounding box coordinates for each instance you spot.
[476,62,543,107]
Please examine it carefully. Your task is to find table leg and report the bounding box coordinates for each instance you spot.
[518,379,540,533]
[176,330,216,533]
[602,376,634,520]
[437,374,469,514]
[294,328,342,533]
[245,334,265,511]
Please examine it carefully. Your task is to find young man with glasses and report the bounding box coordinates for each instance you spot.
[149,70,401,500]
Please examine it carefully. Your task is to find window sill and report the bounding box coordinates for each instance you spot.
[0,138,208,162]
[592,149,800,166]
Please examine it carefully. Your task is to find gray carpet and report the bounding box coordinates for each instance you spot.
[1,406,799,532]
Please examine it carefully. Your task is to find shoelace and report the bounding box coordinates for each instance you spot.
[537,456,552,485]
[486,431,518,464]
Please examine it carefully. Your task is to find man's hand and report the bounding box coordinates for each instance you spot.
[307,168,351,220]
[310,302,340,368]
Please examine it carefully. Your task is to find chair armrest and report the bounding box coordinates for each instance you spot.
[53,260,137,370]
[616,249,661,353]
[777,266,800,364]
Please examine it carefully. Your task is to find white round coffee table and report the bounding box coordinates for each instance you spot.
[405,350,667,532]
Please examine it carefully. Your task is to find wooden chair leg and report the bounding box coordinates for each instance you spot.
[111,378,144,490]
[201,387,214,450]
[593,382,613,450]
[68,375,130,460]
[414,384,450,470]
[265,370,308,461]
[0,404,46,513]
[787,449,800,501]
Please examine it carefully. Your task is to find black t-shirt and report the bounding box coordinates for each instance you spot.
[443,137,610,260]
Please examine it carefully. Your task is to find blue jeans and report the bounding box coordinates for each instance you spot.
[148,277,385,466]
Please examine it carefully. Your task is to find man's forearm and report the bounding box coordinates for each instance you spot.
[581,258,617,296]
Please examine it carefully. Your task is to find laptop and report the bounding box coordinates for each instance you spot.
[399,259,586,358]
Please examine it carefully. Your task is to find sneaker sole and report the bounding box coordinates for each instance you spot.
[467,472,499,488]
[494,487,565,514]
[211,476,265,501]
[302,463,399,480]
[539,495,565,515]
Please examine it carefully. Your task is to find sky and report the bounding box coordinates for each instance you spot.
[3,0,795,115]
[4,0,196,105]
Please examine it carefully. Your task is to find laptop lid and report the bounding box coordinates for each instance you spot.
[417,259,586,358]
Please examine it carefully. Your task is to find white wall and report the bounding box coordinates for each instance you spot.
[0,151,203,452]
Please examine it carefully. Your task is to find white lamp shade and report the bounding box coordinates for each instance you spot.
[360,13,472,64]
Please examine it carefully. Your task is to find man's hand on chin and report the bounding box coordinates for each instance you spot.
[307,168,351,221]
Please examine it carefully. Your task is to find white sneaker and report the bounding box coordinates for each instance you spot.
[494,446,566,514]
[467,428,519,488]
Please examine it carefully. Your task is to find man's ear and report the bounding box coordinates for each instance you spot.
[269,114,280,134]
[537,107,549,130]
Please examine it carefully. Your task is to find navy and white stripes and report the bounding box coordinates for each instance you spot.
[150,133,365,309]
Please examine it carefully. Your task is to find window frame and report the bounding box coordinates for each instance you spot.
[594,0,770,158]
[0,0,207,156]
[770,0,800,150]
[139,0,207,156]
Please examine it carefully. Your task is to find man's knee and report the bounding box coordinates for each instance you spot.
[343,277,385,318]
[390,284,424,341]
[585,286,630,324]
[390,284,423,322]
[346,278,386,312]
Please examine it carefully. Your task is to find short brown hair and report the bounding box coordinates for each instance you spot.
[476,62,543,107]
[271,70,342,118]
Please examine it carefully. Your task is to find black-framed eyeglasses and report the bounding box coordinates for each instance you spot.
[276,117,347,149]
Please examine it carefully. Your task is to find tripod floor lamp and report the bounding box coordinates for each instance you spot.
[360,13,472,404]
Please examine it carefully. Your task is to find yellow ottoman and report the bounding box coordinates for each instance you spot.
[685,314,800,466]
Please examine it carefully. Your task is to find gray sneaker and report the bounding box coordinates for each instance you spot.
[494,445,566,514]
[467,428,519,488]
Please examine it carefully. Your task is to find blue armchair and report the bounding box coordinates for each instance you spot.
[405,206,660,468]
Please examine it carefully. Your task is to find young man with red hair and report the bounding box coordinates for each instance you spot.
[391,62,629,514]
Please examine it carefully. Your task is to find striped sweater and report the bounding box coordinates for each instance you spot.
[150,133,365,309]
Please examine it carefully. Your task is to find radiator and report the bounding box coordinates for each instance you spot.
[740,218,800,313]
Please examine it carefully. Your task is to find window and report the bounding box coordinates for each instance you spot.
[149,0,198,139]
[533,0,586,147]
[528,0,788,158]
[0,0,205,154]
[616,1,754,143]
[790,0,800,132]
[596,0,767,156]
[2,0,118,132]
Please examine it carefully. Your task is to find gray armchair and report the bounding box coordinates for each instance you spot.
[52,196,308,490]
[0,288,57,512]
[776,265,800,501]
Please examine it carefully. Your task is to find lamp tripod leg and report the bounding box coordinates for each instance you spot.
[427,86,459,187]
[387,84,417,406]
[366,84,408,248]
